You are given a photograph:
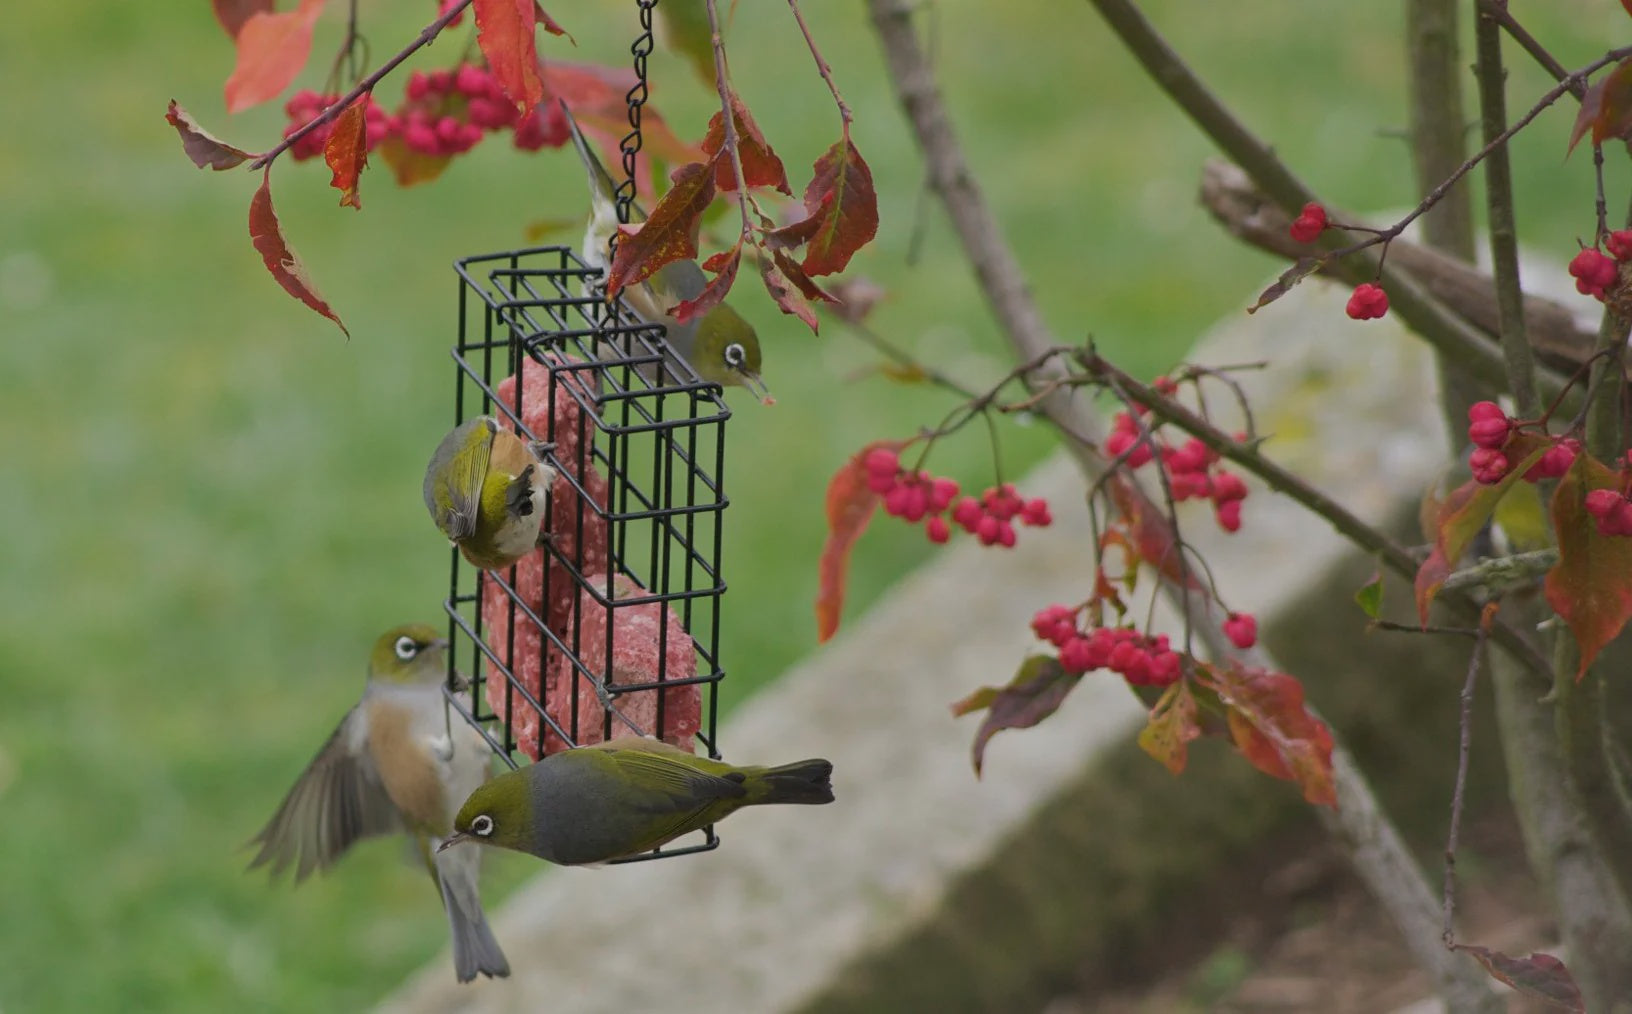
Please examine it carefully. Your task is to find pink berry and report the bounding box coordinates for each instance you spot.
[1223,612,1258,649]
[1467,400,1506,423]
[1020,498,1052,527]
[1469,447,1509,485]
[863,447,899,476]
[1525,439,1578,482]
[995,521,1017,548]
[1211,471,1248,504]
[951,496,983,531]
[883,485,911,518]
[1059,637,1095,674]
[1467,417,1512,450]
[1610,230,1632,262]
[926,516,951,544]
[1585,488,1624,520]
[1346,283,1389,321]
[929,476,960,512]
[866,470,897,495]
[1216,499,1243,533]
[975,515,1002,545]
[1150,650,1183,687]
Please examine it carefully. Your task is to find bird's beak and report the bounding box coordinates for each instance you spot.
[738,369,775,406]
[436,832,470,854]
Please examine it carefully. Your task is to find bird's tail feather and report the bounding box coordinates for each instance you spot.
[748,759,834,806]
[437,859,510,982]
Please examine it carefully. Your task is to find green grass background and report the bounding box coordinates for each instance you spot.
[0,1,1624,1009]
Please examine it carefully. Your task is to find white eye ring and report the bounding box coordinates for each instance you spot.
[471,814,495,837]
[723,342,746,369]
[393,636,418,661]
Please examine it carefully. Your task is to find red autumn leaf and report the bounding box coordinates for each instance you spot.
[474,0,545,113]
[213,0,273,39]
[1201,663,1335,806]
[1568,76,1606,156]
[797,135,879,276]
[953,656,1082,776]
[1413,435,1550,624]
[816,439,907,642]
[1454,946,1582,1012]
[760,247,820,333]
[534,3,572,42]
[248,169,348,337]
[323,97,369,209]
[1571,58,1632,155]
[165,100,255,170]
[223,0,326,114]
[1138,679,1201,775]
[1106,473,1197,589]
[1545,453,1632,678]
[702,91,792,195]
[670,241,740,326]
[606,160,716,298]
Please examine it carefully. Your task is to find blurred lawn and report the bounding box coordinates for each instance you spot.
[0,1,1624,1010]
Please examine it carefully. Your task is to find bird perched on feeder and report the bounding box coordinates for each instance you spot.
[439,737,833,865]
[423,415,556,572]
[249,624,510,983]
[563,101,771,402]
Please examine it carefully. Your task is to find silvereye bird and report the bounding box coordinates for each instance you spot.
[438,737,833,865]
[422,415,556,572]
[249,624,510,983]
[563,102,771,401]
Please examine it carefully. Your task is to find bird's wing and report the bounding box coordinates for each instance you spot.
[247,708,402,881]
[442,420,494,541]
[563,100,631,277]
[598,742,748,807]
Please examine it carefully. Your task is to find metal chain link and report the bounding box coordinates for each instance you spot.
[614,0,657,233]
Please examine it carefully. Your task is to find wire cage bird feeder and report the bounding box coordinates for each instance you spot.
[440,2,730,863]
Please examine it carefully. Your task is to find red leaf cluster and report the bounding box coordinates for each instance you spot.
[473,0,544,114]
[950,656,1082,776]
[223,0,326,115]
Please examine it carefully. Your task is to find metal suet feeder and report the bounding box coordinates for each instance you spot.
[441,1,730,863]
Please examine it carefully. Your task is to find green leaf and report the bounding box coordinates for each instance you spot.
[1353,572,1383,620]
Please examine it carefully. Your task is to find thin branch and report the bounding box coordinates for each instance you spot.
[247,0,473,172]
[1476,0,1578,94]
[1473,3,1540,419]
[1442,612,1492,943]
[786,0,853,129]
[704,0,754,251]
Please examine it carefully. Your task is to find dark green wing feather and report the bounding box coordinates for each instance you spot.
[423,417,495,541]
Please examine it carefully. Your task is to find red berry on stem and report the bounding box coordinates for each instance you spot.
[951,496,983,531]
[1585,488,1624,520]
[1609,230,1632,262]
[1216,499,1243,533]
[1223,612,1258,649]
[1346,282,1389,320]
[1468,447,1509,484]
[926,516,951,544]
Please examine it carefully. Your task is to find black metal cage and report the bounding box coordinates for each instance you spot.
[440,244,730,861]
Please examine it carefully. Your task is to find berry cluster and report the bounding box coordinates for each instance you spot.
[1030,605,1183,685]
[863,448,1051,547]
[282,60,566,165]
[1346,282,1389,321]
[1464,401,1578,486]
[1288,202,1328,244]
[1103,409,1249,533]
[1567,231,1632,302]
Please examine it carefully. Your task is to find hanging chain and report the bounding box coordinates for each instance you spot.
[614,0,657,233]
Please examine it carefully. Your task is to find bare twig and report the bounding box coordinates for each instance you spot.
[1442,612,1492,943]
[786,0,853,129]
[704,0,754,250]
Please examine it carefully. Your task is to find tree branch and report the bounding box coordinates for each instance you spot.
[865,1,1499,1006]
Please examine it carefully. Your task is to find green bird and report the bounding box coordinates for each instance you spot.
[249,624,509,983]
[438,737,833,865]
[564,102,771,402]
[423,415,556,572]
